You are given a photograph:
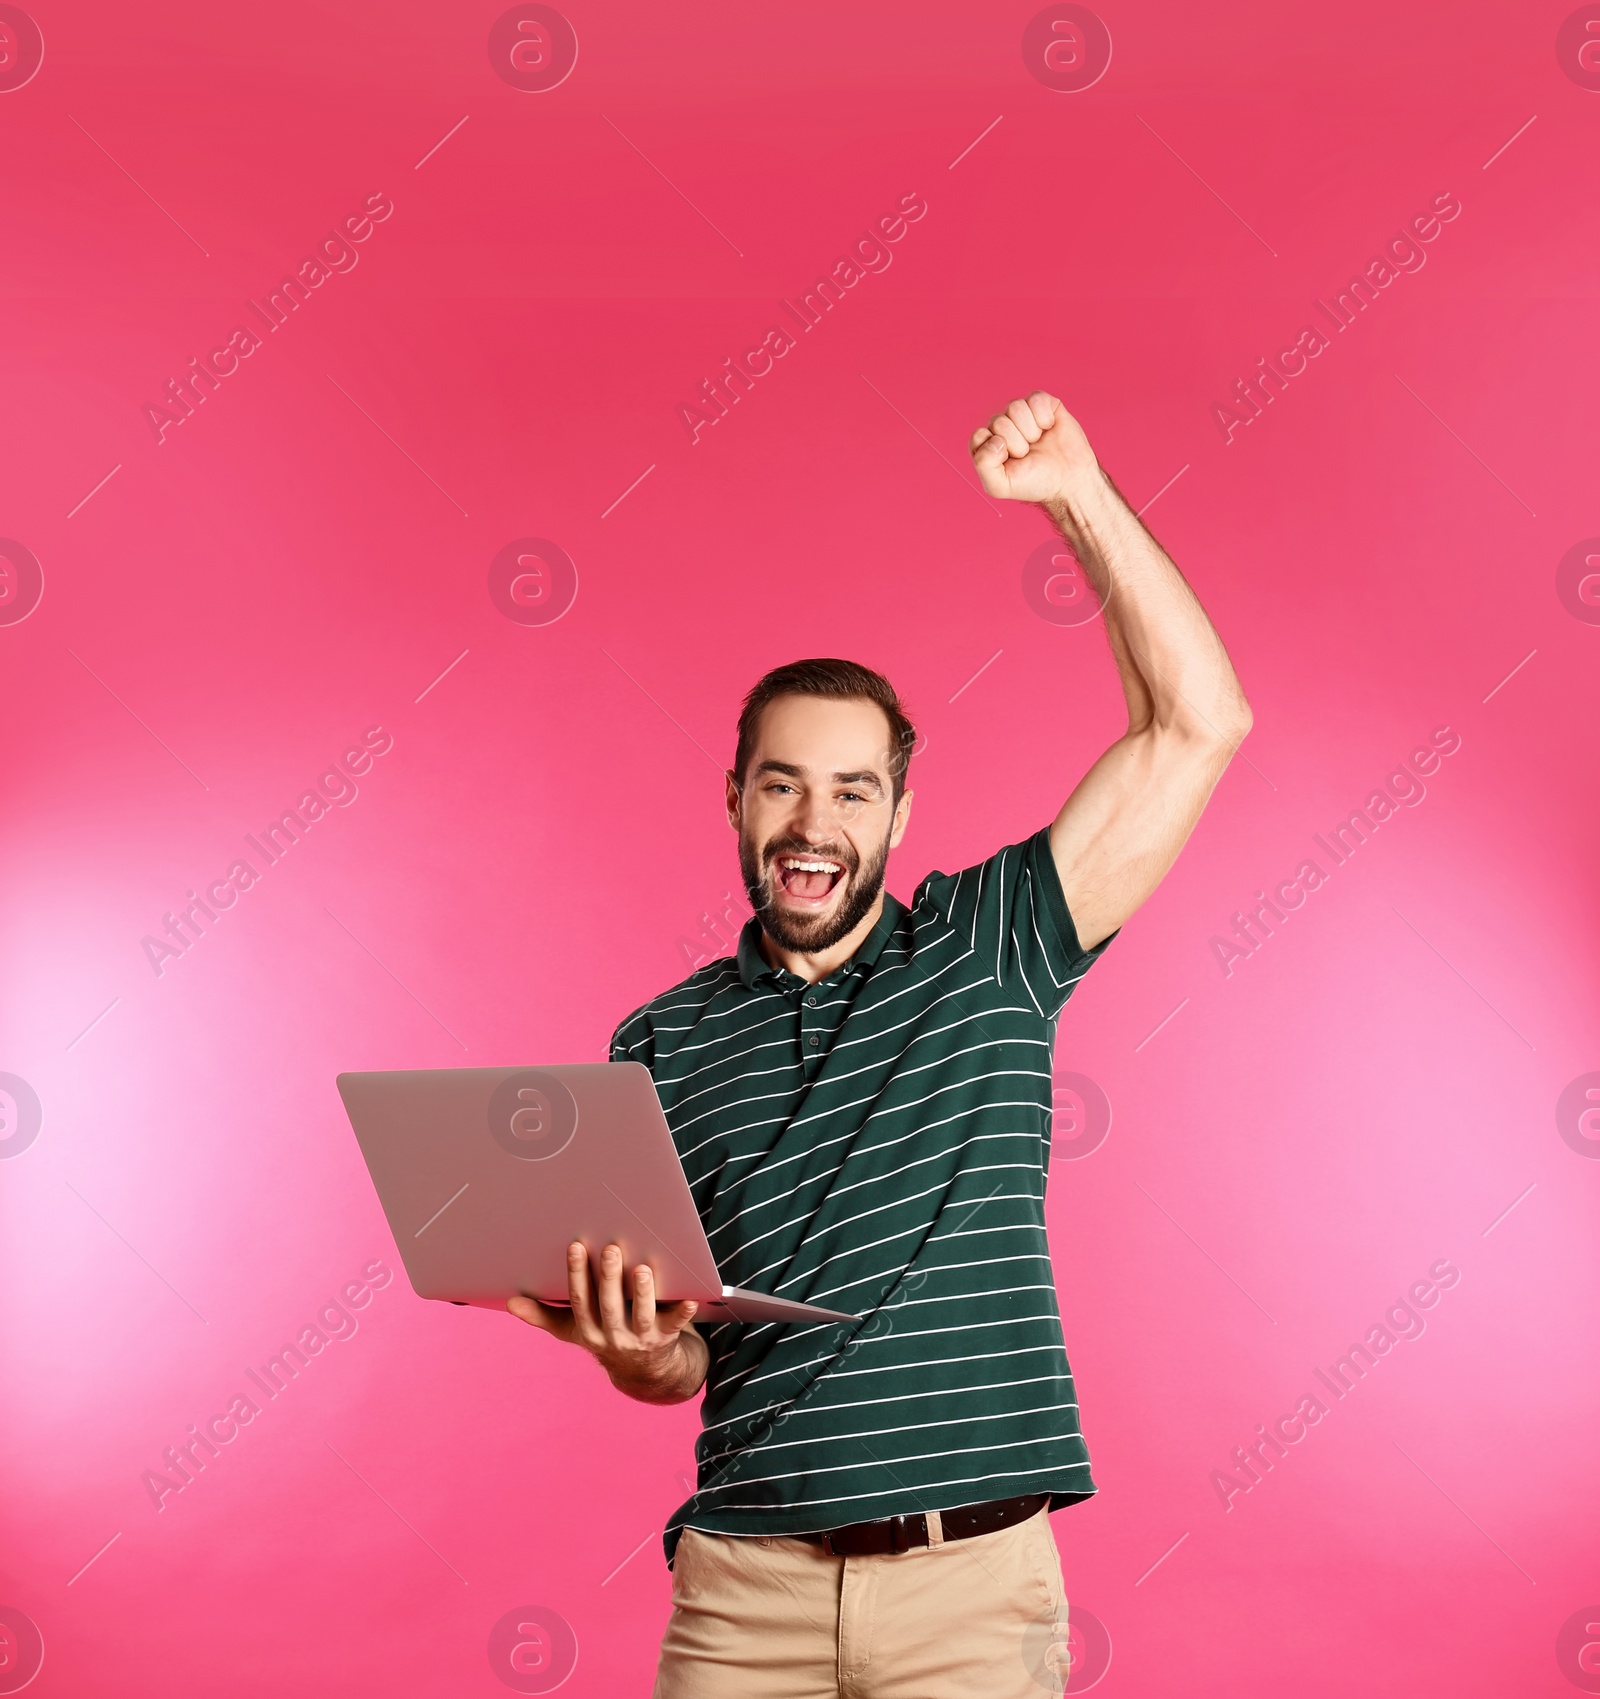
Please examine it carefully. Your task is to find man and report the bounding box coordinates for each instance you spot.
[509,391,1252,1696]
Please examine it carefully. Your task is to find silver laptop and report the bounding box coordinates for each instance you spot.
[336,1062,854,1325]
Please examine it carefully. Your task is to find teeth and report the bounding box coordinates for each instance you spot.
[779,858,841,874]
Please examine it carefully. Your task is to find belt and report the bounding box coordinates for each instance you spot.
[797,1492,1050,1557]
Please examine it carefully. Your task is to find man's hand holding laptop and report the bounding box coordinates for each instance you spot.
[508,1240,710,1406]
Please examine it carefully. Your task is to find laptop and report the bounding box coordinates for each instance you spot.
[336,1062,855,1325]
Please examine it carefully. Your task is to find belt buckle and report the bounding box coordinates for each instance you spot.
[820,1512,916,1556]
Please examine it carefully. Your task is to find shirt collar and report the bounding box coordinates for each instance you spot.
[737,890,906,992]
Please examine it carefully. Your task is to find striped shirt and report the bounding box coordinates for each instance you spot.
[609,827,1115,1566]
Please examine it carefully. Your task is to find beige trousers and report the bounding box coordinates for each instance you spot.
[652,1505,1071,1698]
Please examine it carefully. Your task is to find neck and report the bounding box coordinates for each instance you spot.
[757,891,886,984]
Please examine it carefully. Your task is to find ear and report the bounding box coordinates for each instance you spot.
[724,770,742,830]
[888,788,913,848]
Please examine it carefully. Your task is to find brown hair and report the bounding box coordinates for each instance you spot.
[733,658,917,804]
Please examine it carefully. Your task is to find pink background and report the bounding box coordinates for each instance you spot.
[3,1,1599,1693]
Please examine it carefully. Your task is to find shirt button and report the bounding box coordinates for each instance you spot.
[808,1035,820,1047]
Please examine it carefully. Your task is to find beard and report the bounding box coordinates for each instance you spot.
[739,825,890,956]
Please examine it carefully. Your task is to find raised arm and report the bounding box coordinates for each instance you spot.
[971,391,1252,951]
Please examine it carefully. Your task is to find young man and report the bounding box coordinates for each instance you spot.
[509,391,1252,1697]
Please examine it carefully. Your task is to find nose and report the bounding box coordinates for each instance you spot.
[795,796,841,843]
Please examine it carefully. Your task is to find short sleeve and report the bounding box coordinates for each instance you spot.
[608,1007,654,1069]
[914,826,1116,1019]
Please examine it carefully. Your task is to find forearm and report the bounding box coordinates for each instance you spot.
[1045,470,1250,742]
[969,389,1252,944]
[605,1326,709,1406]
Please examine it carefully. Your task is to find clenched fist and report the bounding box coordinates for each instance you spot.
[970,391,1099,505]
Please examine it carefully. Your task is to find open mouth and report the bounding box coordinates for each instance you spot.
[773,854,847,907]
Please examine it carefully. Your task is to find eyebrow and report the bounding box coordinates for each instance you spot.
[753,760,885,794]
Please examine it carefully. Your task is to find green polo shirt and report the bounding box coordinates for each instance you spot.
[608,826,1115,1566]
